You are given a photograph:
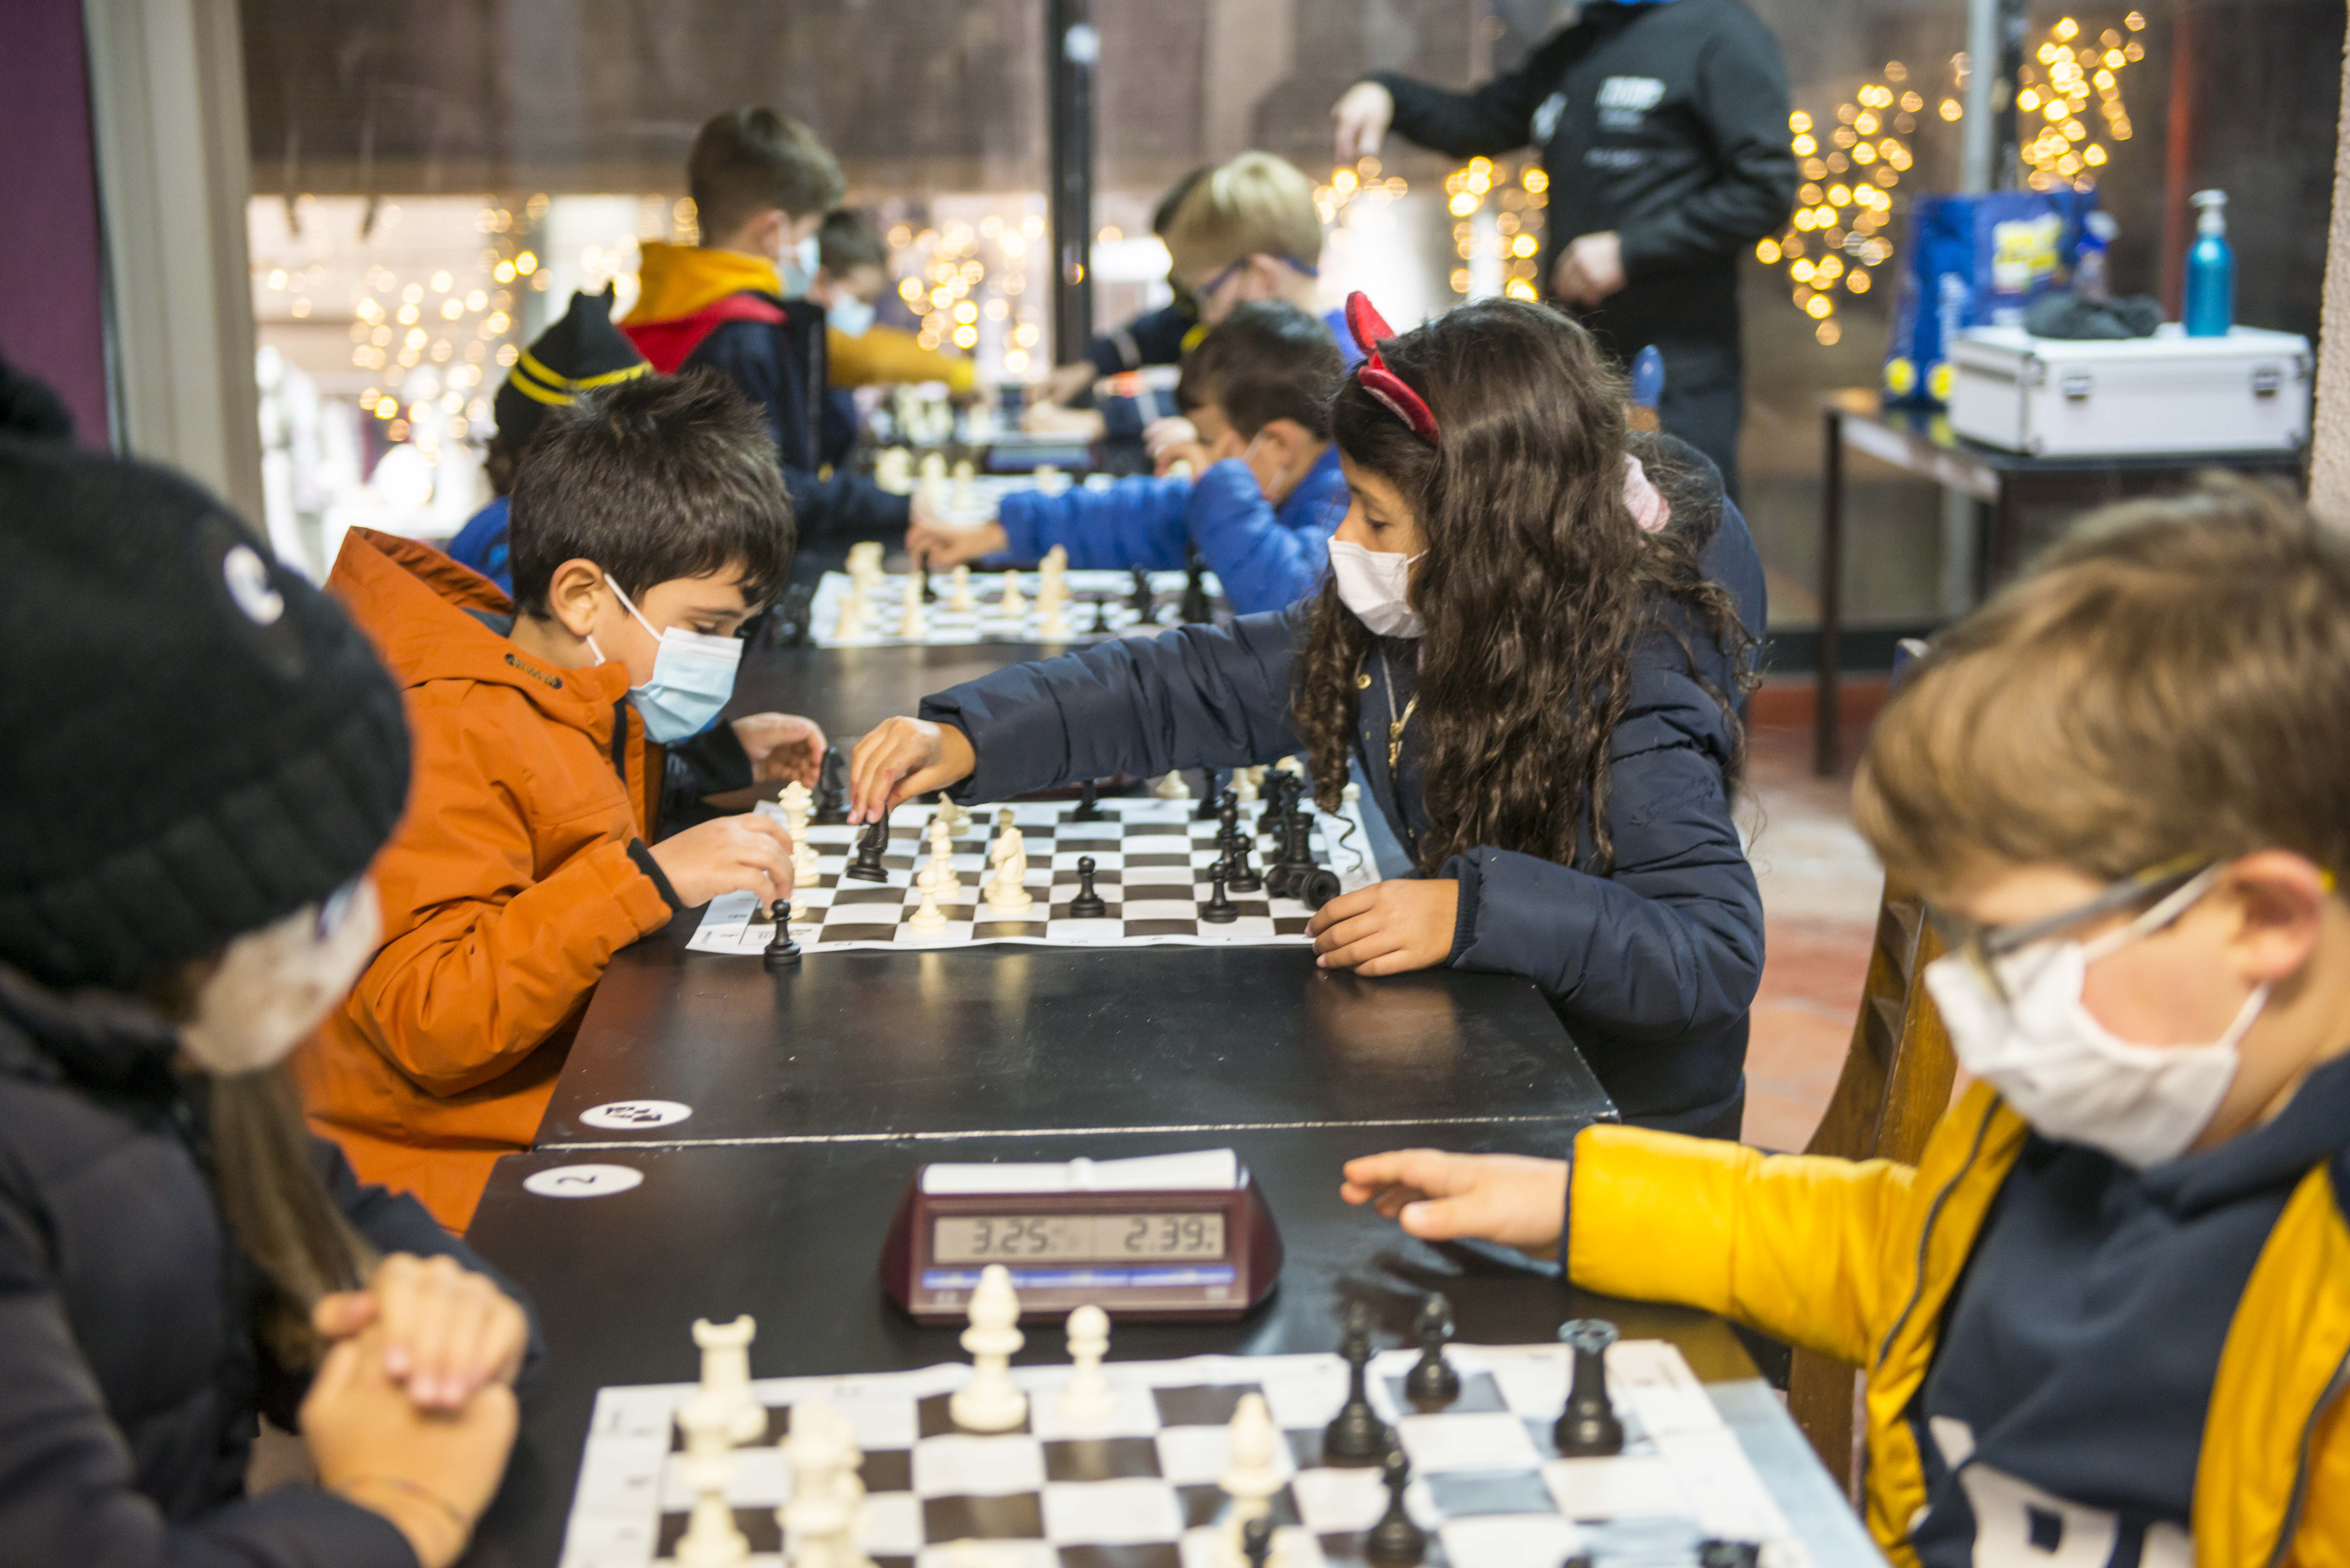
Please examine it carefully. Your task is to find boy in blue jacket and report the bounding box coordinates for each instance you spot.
[905,301,1348,614]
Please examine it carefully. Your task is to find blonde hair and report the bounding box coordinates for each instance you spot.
[1854,475,2350,892]
[1163,153,1325,279]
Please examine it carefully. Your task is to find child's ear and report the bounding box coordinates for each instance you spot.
[2225,850,2331,987]
[542,559,608,639]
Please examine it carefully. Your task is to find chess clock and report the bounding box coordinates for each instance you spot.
[882,1150,1283,1324]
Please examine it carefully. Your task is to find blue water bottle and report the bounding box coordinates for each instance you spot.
[2184,190,2234,337]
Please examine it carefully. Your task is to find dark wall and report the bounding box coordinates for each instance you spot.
[0,0,110,444]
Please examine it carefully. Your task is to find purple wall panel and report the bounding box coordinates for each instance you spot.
[0,0,110,446]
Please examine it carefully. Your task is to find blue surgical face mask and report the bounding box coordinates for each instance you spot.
[588,575,743,742]
[828,294,877,338]
[780,234,820,297]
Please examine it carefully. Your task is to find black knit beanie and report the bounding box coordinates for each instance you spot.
[0,438,411,990]
[492,284,649,452]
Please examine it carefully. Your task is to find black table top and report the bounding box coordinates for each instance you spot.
[462,1123,1765,1568]
[536,927,1612,1148]
[725,639,1067,744]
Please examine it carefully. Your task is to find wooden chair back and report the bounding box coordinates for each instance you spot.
[1784,875,1958,1491]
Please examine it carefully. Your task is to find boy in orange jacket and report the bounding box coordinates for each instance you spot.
[1341,478,2350,1565]
[299,371,801,1229]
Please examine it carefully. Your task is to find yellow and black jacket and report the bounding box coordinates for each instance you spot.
[1569,1081,2350,1567]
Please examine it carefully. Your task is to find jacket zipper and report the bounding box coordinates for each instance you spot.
[2262,1341,2350,1568]
[1874,1095,2000,1371]
[609,698,631,785]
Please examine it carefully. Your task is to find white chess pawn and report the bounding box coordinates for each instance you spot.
[692,1316,765,1444]
[835,588,868,639]
[949,1265,1028,1432]
[998,572,1025,618]
[908,884,949,931]
[1233,767,1260,808]
[1153,771,1191,802]
[1217,1392,1283,1568]
[919,817,954,890]
[948,563,976,612]
[1056,1304,1116,1424]
[898,590,926,641]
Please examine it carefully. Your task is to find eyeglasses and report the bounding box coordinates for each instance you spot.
[1924,854,2211,1005]
[1192,253,1319,303]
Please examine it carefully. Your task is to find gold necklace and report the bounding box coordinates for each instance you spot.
[1376,648,1419,777]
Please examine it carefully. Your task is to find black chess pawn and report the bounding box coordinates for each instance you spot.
[919,551,938,604]
[1323,1302,1389,1464]
[1699,1542,1762,1568]
[1179,551,1213,625]
[1070,777,1104,822]
[1216,792,1244,849]
[1240,1514,1275,1568]
[1555,1318,1626,1457]
[1200,859,1239,923]
[843,817,892,882]
[1090,592,1112,635]
[1195,769,1224,822]
[812,746,849,825]
[1068,855,1109,919]
[1404,1293,1461,1408]
[1364,1440,1426,1563]
[762,900,801,969]
[1129,566,1156,621]
[1219,834,1257,894]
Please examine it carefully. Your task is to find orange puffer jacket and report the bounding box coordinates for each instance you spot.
[293,530,675,1230]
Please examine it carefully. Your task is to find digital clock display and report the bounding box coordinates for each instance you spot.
[932,1212,1227,1264]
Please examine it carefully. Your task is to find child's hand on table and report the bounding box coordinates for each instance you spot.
[848,717,977,824]
[311,1253,531,1413]
[731,712,827,785]
[1339,1149,1568,1256]
[1307,878,1459,974]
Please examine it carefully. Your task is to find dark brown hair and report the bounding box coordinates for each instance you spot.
[818,208,888,277]
[689,108,847,240]
[1174,301,1343,440]
[1293,299,1751,874]
[1855,474,2350,890]
[508,369,794,616]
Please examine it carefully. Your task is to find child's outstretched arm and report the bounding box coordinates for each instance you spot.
[995,476,1195,571]
[1185,460,1338,615]
[1447,668,1763,1045]
[847,609,1306,821]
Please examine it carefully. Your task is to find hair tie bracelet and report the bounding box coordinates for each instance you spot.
[1343,292,1439,446]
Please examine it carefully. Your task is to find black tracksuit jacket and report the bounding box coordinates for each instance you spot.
[1372,0,1796,394]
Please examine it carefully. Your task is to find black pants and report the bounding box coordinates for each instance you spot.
[1653,341,1743,504]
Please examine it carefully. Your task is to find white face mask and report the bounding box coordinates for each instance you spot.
[780,234,820,297]
[1328,539,1426,638]
[1922,870,2261,1167]
[827,294,876,338]
[180,880,382,1074]
[587,574,743,744]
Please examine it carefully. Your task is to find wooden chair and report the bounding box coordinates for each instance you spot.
[1784,876,1958,1492]
[1786,641,1958,1493]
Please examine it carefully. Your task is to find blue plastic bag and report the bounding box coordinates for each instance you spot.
[1884,189,2100,405]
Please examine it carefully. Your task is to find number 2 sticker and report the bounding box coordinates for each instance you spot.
[523,1164,646,1198]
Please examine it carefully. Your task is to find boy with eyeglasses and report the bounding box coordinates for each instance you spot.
[1338,476,2350,1564]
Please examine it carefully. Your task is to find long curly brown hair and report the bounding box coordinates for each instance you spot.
[1293,299,1753,874]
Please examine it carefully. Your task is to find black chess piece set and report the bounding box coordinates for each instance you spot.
[1317,1300,1439,1564]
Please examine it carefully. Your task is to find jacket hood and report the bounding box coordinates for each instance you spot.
[625,242,784,326]
[325,529,633,730]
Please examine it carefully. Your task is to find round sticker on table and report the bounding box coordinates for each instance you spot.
[522,1164,645,1199]
[579,1099,694,1131]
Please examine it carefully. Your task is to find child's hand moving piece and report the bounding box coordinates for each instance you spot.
[311,1252,531,1413]
[905,517,1008,569]
[648,812,797,907]
[1307,878,1459,974]
[303,1329,519,1568]
[848,717,977,824]
[1339,1149,1567,1255]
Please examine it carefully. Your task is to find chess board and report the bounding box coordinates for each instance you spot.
[685,796,1374,956]
[809,570,1231,649]
[558,1340,1806,1568]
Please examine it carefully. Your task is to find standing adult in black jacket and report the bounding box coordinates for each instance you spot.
[1332,0,1796,494]
[0,430,537,1568]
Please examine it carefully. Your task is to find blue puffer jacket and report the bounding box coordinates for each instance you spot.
[924,477,1767,1133]
[995,445,1349,615]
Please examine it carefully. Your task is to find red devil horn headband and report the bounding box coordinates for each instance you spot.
[1344,291,1439,445]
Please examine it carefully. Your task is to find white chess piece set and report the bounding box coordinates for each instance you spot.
[659,1269,1307,1568]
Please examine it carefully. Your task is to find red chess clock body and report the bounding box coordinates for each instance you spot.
[881,1171,1284,1324]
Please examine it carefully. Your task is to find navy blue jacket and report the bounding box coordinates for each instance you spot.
[0,968,542,1567]
[682,299,911,542]
[1086,302,1198,377]
[923,484,1766,1131]
[995,446,1349,615]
